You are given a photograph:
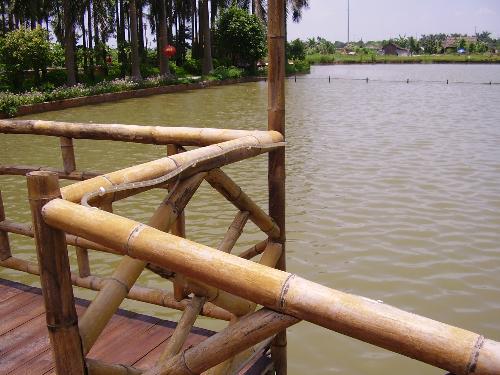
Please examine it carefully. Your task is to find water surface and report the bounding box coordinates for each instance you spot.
[1,64,500,374]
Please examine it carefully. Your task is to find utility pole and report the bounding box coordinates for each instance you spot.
[347,0,350,43]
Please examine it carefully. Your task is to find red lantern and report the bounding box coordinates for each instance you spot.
[162,45,176,58]
[106,55,112,64]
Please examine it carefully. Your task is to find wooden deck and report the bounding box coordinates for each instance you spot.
[0,278,272,374]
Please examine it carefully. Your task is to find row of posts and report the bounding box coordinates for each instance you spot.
[291,75,495,85]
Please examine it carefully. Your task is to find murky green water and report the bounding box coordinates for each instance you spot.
[1,64,500,374]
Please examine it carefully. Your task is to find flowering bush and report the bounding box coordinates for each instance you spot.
[0,75,202,117]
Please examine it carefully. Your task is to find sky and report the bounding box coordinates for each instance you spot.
[286,0,500,42]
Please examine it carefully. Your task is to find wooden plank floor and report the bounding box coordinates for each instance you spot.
[0,278,272,375]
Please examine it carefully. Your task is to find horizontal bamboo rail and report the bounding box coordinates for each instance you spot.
[0,256,232,321]
[42,199,500,375]
[0,164,100,181]
[59,135,284,204]
[0,119,282,146]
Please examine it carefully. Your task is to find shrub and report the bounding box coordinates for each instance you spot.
[209,66,243,80]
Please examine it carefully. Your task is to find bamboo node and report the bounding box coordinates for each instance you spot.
[125,223,147,255]
[278,274,296,311]
[467,335,485,374]
[108,277,131,293]
[46,318,79,331]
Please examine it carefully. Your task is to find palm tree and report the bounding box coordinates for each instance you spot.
[129,0,142,80]
[62,0,76,85]
[200,0,212,75]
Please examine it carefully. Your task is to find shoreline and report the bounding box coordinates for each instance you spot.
[311,60,500,65]
[1,76,265,119]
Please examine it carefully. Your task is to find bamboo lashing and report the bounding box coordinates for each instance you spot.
[0,164,100,180]
[0,191,11,260]
[206,169,280,239]
[144,309,299,375]
[42,199,500,375]
[78,173,206,354]
[218,210,250,253]
[26,171,86,374]
[0,256,232,321]
[0,119,283,147]
[60,135,283,205]
[158,296,206,361]
[267,0,287,372]
[168,144,189,301]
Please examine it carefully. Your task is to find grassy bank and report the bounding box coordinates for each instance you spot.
[0,67,244,117]
[306,53,500,65]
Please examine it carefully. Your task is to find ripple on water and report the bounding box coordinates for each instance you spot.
[1,64,500,375]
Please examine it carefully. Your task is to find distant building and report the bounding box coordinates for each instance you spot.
[381,43,410,56]
[442,36,477,53]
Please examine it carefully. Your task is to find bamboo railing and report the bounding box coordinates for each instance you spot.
[0,1,499,374]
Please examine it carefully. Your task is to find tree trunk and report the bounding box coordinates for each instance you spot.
[137,1,145,60]
[7,0,14,31]
[87,1,94,82]
[81,12,88,74]
[200,0,213,75]
[118,0,127,77]
[129,0,142,80]
[63,0,77,85]
[158,0,170,75]
[1,1,6,35]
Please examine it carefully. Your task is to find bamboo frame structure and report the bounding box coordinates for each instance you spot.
[0,191,11,260]
[26,171,86,374]
[267,0,287,372]
[42,199,500,375]
[1,2,499,373]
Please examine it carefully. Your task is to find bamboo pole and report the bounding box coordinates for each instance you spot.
[206,169,280,239]
[144,309,299,375]
[60,137,77,173]
[0,191,11,260]
[0,119,283,147]
[75,247,91,277]
[86,359,142,375]
[0,219,122,255]
[158,296,206,361]
[78,173,206,354]
[60,135,283,204]
[0,256,232,321]
[0,164,100,180]
[267,0,287,372]
[26,171,85,375]
[168,144,189,301]
[258,242,283,268]
[43,200,500,375]
[218,210,250,253]
[238,239,268,260]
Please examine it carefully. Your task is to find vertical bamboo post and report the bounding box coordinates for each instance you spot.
[27,171,85,375]
[268,0,287,373]
[0,190,12,260]
[168,144,190,301]
[60,137,77,174]
[75,247,91,277]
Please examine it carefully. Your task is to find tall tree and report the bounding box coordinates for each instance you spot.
[158,0,170,75]
[200,0,212,75]
[129,0,142,79]
[63,0,77,85]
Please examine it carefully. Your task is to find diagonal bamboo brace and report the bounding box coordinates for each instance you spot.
[206,169,280,239]
[145,309,299,375]
[158,296,206,362]
[218,210,250,254]
[78,172,206,354]
[42,200,500,375]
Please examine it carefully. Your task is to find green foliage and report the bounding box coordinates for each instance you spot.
[182,58,202,75]
[285,60,310,75]
[215,6,267,68]
[0,27,53,89]
[208,66,243,80]
[287,39,306,61]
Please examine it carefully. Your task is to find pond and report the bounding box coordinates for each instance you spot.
[1,64,500,374]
